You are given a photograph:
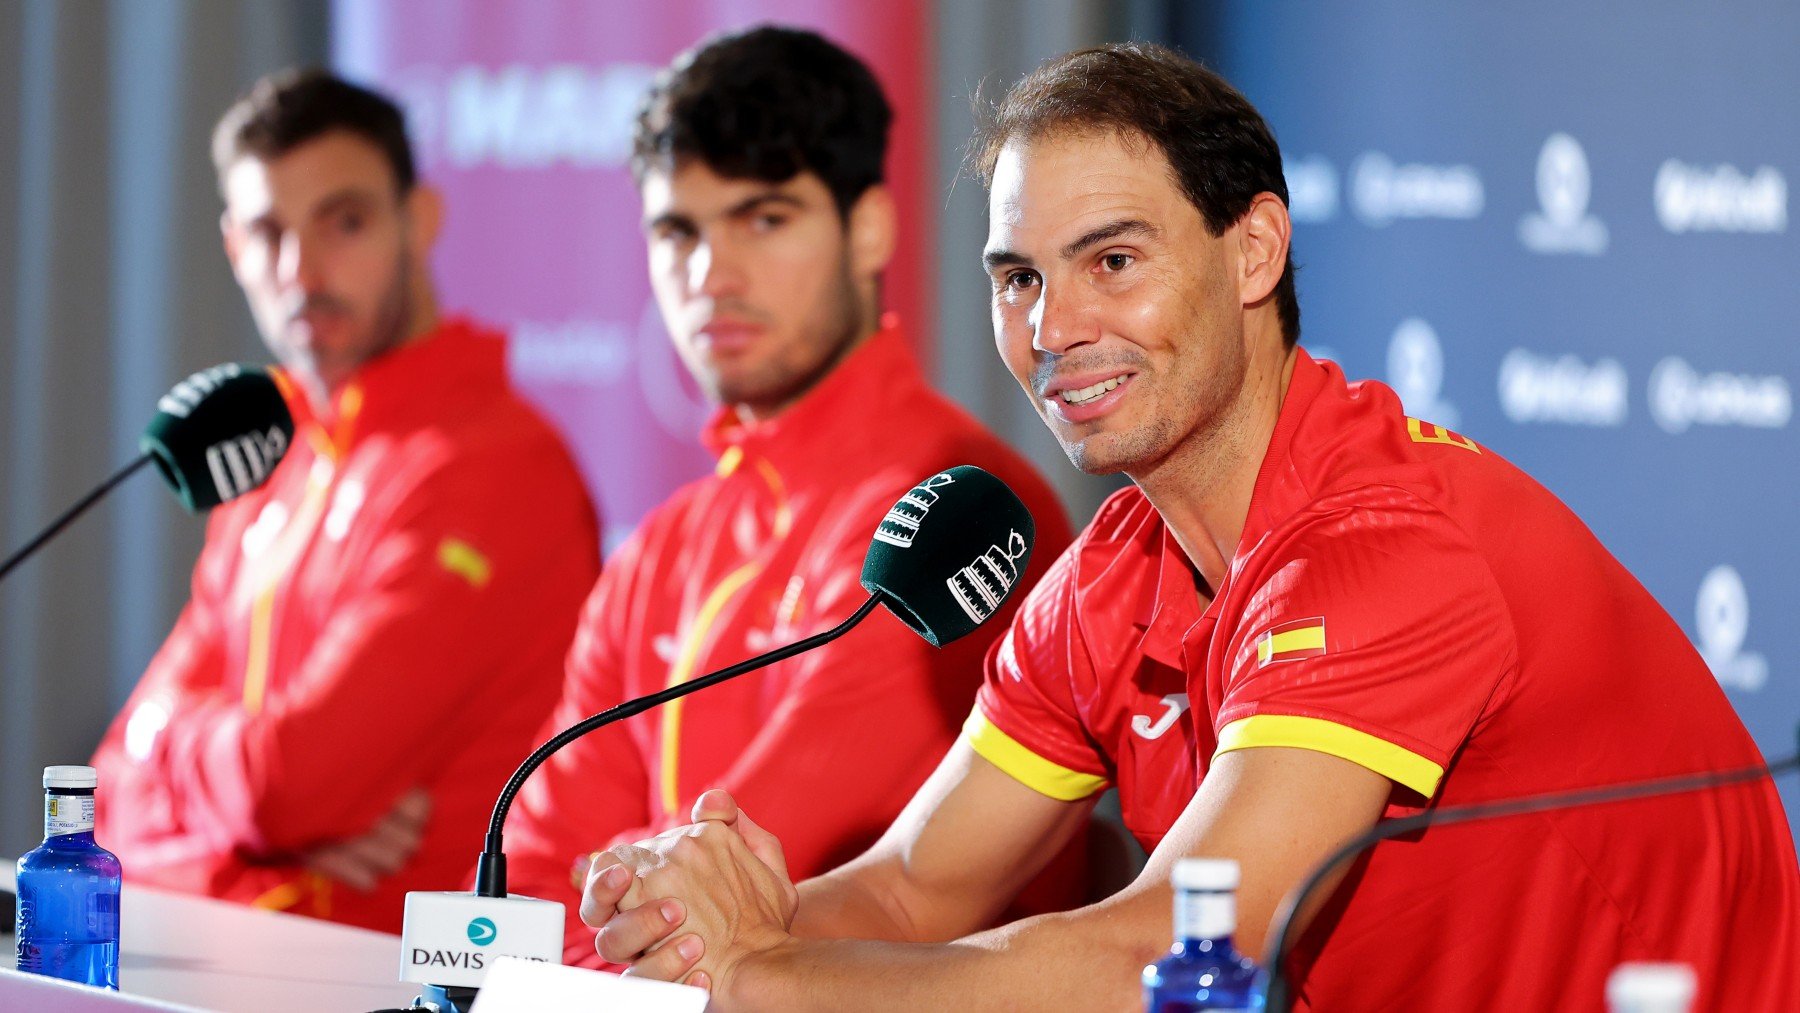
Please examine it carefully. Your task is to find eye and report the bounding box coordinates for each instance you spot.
[654,222,696,246]
[1005,269,1040,291]
[1100,252,1133,272]
[332,208,368,235]
[750,212,788,233]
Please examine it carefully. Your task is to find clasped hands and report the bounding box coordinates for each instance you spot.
[580,789,800,996]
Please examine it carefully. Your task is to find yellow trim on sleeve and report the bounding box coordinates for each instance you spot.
[1214,714,1445,797]
[962,710,1108,802]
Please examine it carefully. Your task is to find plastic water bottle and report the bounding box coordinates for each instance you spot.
[1606,963,1696,1013]
[14,765,122,989]
[1143,858,1262,1012]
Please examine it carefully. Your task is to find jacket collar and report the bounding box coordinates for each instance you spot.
[700,313,928,480]
[290,316,505,460]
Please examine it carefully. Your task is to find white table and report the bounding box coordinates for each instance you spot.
[4,859,418,1011]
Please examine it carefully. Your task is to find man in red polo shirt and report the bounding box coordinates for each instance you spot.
[498,27,1074,966]
[88,71,599,932]
[582,44,1799,1009]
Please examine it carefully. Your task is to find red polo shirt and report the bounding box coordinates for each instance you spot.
[91,318,600,932]
[503,318,1076,966]
[971,349,1799,1010]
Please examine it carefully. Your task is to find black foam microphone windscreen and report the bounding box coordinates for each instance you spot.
[859,465,1036,647]
[140,364,296,512]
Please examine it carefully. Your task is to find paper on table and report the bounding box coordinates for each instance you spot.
[470,957,711,1012]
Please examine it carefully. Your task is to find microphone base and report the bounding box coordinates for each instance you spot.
[415,983,478,1013]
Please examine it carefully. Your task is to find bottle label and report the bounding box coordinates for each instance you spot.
[1175,889,1235,940]
[46,794,95,837]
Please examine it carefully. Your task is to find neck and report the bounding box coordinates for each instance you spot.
[732,312,881,425]
[302,280,442,416]
[1134,341,1297,596]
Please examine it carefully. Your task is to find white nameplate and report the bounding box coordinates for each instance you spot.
[398,891,565,988]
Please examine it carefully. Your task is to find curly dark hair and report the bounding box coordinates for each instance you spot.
[212,68,415,195]
[631,25,891,217]
[971,43,1300,347]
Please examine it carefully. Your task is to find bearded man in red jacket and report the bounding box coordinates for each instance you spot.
[89,70,600,932]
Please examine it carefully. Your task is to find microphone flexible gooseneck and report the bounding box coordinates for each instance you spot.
[0,454,153,583]
[1260,746,1800,1012]
[473,592,885,898]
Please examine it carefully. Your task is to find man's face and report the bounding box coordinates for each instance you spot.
[221,131,419,395]
[640,162,866,418]
[984,130,1250,477]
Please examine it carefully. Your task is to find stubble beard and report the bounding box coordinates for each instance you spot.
[711,256,865,414]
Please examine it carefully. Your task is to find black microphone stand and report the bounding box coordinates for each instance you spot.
[0,454,153,584]
[473,592,884,898]
[1260,743,1800,1012]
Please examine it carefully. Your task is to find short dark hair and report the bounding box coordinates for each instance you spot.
[212,68,416,194]
[971,43,1300,346]
[631,26,891,216]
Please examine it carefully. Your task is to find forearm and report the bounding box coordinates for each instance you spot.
[727,888,1165,1013]
[788,860,919,941]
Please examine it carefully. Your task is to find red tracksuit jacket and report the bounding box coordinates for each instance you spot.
[91,318,599,932]
[502,320,1076,964]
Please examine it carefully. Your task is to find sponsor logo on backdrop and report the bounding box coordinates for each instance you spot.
[1655,160,1788,234]
[1351,152,1484,226]
[390,63,658,169]
[1695,565,1767,692]
[1285,155,1338,223]
[1386,318,1459,428]
[1519,133,1608,255]
[508,319,634,384]
[1497,349,1628,426]
[1648,357,1792,434]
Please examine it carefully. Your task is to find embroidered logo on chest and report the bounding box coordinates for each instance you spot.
[1131,693,1191,740]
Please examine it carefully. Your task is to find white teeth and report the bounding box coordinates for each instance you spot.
[1060,374,1126,405]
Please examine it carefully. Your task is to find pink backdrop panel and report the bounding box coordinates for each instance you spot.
[332,0,933,548]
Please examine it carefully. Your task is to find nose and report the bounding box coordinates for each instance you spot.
[687,233,745,300]
[274,230,325,295]
[1030,279,1099,357]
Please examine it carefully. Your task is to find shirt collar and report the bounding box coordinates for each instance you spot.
[1133,347,1330,668]
[292,316,505,459]
[700,313,928,479]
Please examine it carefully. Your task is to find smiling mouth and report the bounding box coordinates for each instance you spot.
[1059,373,1130,405]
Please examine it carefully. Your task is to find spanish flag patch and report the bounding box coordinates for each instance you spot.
[1255,617,1327,666]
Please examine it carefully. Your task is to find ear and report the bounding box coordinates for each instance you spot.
[220,211,240,265]
[846,183,897,282]
[1236,191,1291,310]
[402,184,446,255]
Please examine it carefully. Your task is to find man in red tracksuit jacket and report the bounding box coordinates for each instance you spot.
[89,71,599,933]
[500,27,1077,965]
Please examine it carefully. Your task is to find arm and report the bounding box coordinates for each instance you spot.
[788,740,1093,942]
[609,744,1386,1011]
[131,461,592,855]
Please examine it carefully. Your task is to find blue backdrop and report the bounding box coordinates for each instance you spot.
[1183,3,1800,836]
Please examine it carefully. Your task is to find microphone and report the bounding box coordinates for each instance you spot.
[0,363,296,583]
[395,465,1036,1008]
[1259,735,1800,1012]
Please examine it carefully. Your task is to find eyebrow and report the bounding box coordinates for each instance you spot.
[983,216,1163,272]
[310,187,378,221]
[643,191,809,234]
[1058,217,1160,261]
